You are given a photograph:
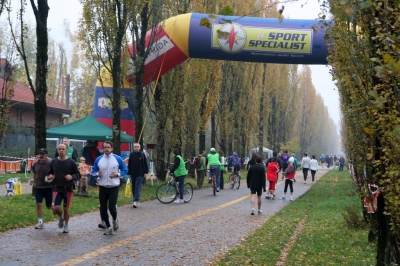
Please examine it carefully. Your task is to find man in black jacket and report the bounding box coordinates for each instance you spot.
[246,156,266,215]
[127,143,149,208]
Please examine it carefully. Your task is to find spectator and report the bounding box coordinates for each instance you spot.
[218,150,226,189]
[195,150,206,189]
[82,140,101,186]
[127,143,149,208]
[54,137,78,162]
[339,156,345,171]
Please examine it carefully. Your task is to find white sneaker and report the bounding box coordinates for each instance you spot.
[290,197,294,201]
[58,215,64,229]
[303,181,307,184]
[258,210,263,215]
[104,227,112,235]
[216,188,220,192]
[265,194,270,199]
[113,219,119,231]
[133,202,138,208]
[35,222,43,229]
[251,208,255,215]
[98,221,107,229]
[279,195,286,200]
[63,224,69,233]
[174,199,184,204]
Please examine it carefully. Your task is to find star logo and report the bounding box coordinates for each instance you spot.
[216,23,246,53]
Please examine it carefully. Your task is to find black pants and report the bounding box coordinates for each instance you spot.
[311,170,316,182]
[339,164,344,171]
[283,179,293,193]
[302,168,309,181]
[99,186,119,228]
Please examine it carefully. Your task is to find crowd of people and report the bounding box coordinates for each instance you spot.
[31,137,150,235]
[31,137,346,233]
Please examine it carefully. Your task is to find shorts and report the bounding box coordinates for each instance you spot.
[268,181,276,191]
[250,187,263,196]
[35,188,53,208]
[53,189,73,209]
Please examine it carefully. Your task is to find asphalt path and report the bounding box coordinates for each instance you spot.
[0,168,330,266]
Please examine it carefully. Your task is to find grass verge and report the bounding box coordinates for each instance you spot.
[214,170,376,266]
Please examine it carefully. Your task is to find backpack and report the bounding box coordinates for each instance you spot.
[193,156,202,169]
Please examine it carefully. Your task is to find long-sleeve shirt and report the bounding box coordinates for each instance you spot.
[246,164,266,190]
[127,151,149,177]
[309,159,319,171]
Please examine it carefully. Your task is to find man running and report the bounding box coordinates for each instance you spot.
[31,148,52,229]
[92,141,128,235]
[47,144,81,233]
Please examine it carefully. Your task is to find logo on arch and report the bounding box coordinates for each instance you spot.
[214,23,247,53]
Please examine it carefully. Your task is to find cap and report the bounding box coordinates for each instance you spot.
[210,148,216,152]
[233,152,238,156]
[38,148,48,154]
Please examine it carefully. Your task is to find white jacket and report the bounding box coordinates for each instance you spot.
[92,153,128,188]
[301,156,311,168]
[309,159,319,171]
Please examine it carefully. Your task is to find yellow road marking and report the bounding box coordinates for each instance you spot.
[56,194,251,266]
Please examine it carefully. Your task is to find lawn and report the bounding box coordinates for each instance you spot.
[214,170,376,266]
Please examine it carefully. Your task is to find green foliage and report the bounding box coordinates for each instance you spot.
[219,6,234,16]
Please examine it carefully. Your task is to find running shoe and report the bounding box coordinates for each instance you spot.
[35,222,43,229]
[258,210,263,215]
[98,221,107,229]
[271,195,275,200]
[251,208,255,215]
[265,194,270,199]
[58,215,64,229]
[216,188,220,192]
[63,224,69,233]
[133,201,138,208]
[279,195,286,200]
[174,199,184,204]
[290,197,294,201]
[104,227,112,235]
[113,219,119,231]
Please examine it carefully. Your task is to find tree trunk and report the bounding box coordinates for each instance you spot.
[33,0,49,152]
[211,109,216,148]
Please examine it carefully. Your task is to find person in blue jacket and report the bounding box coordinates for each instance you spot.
[92,141,128,235]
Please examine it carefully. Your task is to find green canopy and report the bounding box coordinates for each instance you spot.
[46,116,135,143]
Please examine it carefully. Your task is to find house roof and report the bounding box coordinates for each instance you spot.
[0,78,71,114]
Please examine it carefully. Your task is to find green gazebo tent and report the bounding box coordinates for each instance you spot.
[46,116,134,143]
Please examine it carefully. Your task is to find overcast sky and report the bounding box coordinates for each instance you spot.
[44,0,341,126]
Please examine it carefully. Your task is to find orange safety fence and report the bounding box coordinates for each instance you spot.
[0,161,5,173]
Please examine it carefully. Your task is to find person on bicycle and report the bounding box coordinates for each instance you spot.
[170,148,187,204]
[206,148,221,192]
[228,152,241,183]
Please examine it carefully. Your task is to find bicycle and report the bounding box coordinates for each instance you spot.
[229,166,240,189]
[156,170,193,204]
[207,167,217,196]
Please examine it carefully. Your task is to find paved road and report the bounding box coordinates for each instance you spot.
[0,168,329,265]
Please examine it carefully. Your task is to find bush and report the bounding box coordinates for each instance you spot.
[343,202,367,229]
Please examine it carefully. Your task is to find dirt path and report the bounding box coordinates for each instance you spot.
[0,169,329,265]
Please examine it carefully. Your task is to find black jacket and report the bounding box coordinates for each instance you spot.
[246,164,266,190]
[127,151,149,177]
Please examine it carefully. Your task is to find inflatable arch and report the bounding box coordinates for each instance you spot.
[94,13,329,145]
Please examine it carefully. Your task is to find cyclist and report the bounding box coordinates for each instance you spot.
[228,152,241,184]
[170,148,187,204]
[206,148,221,192]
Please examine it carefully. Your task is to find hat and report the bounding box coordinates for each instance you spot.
[210,148,216,152]
[38,148,48,154]
[233,152,238,156]
[288,157,294,163]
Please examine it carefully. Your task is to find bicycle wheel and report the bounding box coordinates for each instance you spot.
[229,174,235,188]
[156,183,177,204]
[213,177,216,196]
[183,183,193,203]
[235,175,240,189]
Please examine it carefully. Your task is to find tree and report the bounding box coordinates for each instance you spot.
[78,0,136,155]
[10,0,49,152]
